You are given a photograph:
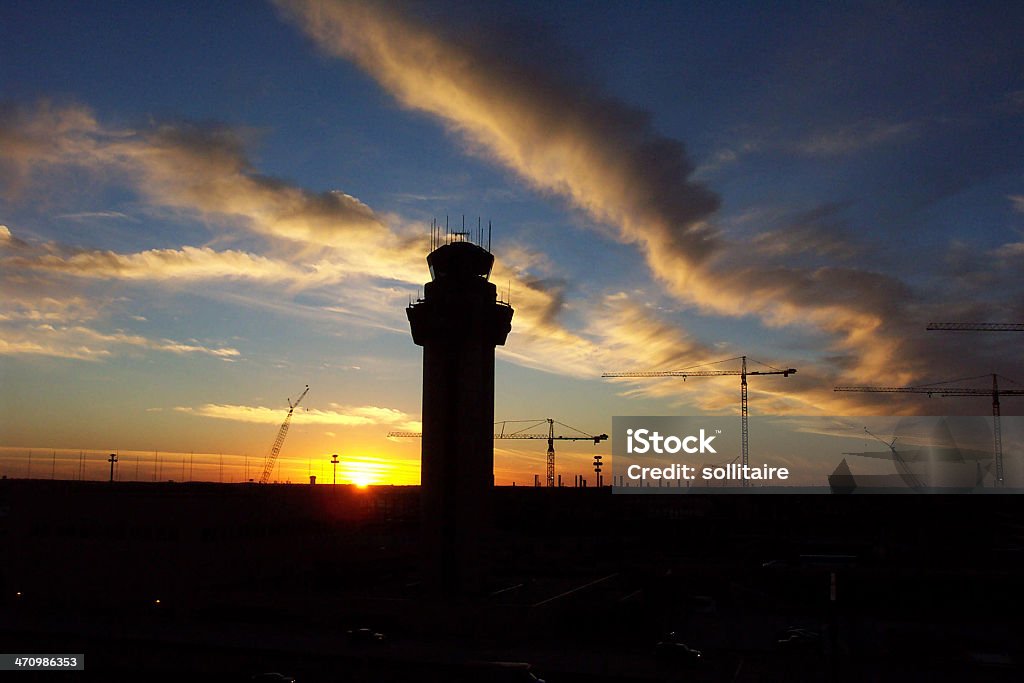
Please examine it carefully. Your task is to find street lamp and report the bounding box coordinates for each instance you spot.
[331,453,339,485]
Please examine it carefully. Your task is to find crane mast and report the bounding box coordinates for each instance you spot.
[993,375,1003,486]
[741,357,749,483]
[547,419,556,488]
[258,384,309,484]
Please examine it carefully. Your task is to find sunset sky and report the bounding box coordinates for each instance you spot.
[2,1,1023,485]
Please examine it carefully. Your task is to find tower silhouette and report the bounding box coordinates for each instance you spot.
[407,233,514,594]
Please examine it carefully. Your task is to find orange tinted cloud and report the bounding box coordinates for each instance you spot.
[2,103,710,382]
[0,102,383,245]
[276,0,943,394]
[174,402,420,431]
[0,322,238,361]
[8,245,316,283]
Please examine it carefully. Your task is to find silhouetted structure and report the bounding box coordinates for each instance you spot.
[407,233,513,594]
[258,385,309,484]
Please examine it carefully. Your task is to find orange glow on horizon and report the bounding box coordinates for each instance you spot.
[337,454,395,487]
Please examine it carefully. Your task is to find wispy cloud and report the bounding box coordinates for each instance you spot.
[697,119,913,176]
[3,81,1018,415]
[742,203,862,261]
[0,102,449,296]
[992,241,1024,265]
[55,211,135,222]
[2,103,686,381]
[8,244,320,283]
[174,402,420,431]
[275,1,1021,411]
[0,322,239,361]
[0,292,97,323]
[276,0,720,269]
[793,119,914,157]
[270,2,1024,413]
[495,287,716,383]
[1,101,383,243]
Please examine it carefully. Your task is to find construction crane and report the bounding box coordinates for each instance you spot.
[851,427,925,491]
[834,375,1024,487]
[603,356,796,487]
[498,419,608,487]
[258,384,309,484]
[927,323,1024,332]
[388,418,608,487]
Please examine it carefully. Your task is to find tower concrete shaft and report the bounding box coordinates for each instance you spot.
[407,239,513,594]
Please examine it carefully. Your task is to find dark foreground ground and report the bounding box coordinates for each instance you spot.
[2,479,1023,681]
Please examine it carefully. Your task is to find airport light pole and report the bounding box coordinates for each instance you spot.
[108,453,118,482]
[331,453,339,485]
[593,455,603,487]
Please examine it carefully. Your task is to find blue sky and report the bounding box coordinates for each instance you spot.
[2,1,1022,485]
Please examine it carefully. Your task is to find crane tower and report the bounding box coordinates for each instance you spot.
[258,384,309,484]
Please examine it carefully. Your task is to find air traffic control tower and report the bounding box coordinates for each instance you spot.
[407,228,514,595]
